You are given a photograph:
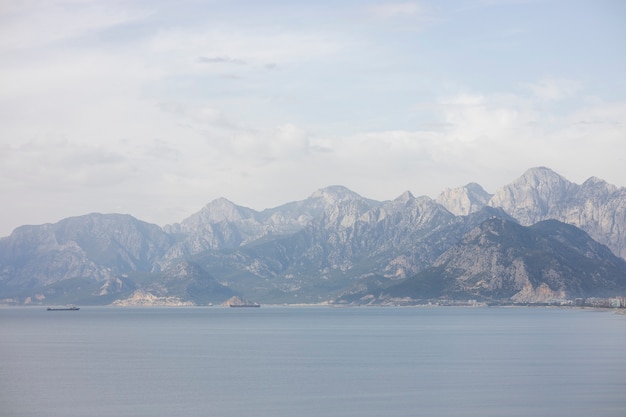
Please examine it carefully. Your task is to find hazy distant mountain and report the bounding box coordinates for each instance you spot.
[448,167,626,258]
[489,167,577,223]
[1,168,625,306]
[490,167,626,259]
[157,186,381,269]
[342,217,626,304]
[0,214,173,294]
[436,167,626,259]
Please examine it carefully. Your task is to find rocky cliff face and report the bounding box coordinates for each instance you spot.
[489,167,577,223]
[367,218,626,304]
[0,213,173,293]
[156,186,381,269]
[488,167,626,259]
[436,167,626,260]
[436,183,492,216]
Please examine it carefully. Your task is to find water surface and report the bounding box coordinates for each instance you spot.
[1,306,625,417]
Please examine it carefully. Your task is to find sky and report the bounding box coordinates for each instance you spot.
[1,0,625,237]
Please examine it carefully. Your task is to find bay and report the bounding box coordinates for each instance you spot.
[1,306,625,417]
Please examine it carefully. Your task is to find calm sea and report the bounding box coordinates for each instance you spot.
[1,306,625,417]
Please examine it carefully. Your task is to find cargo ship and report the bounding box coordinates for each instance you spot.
[47,306,80,311]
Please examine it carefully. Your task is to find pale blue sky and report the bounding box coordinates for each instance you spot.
[0,0,624,236]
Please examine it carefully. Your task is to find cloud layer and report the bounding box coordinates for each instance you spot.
[0,0,625,236]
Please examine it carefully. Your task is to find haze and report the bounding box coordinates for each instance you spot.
[1,0,624,237]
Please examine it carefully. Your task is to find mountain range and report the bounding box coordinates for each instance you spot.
[1,167,625,306]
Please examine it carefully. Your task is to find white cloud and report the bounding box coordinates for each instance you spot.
[158,102,244,133]
[1,82,626,236]
[0,0,152,52]
[0,0,624,237]
[0,136,131,194]
[437,92,536,143]
[527,78,582,100]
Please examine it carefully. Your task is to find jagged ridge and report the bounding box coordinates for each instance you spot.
[1,168,625,305]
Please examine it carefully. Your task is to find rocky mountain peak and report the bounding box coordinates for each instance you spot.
[580,176,618,196]
[394,191,415,203]
[465,182,488,194]
[512,167,574,196]
[201,197,256,222]
[488,167,574,225]
[436,182,492,216]
[309,185,364,204]
[306,186,379,228]
[176,197,258,233]
[520,166,565,183]
[479,168,625,258]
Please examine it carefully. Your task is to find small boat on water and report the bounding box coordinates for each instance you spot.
[229,303,260,308]
[47,306,80,311]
